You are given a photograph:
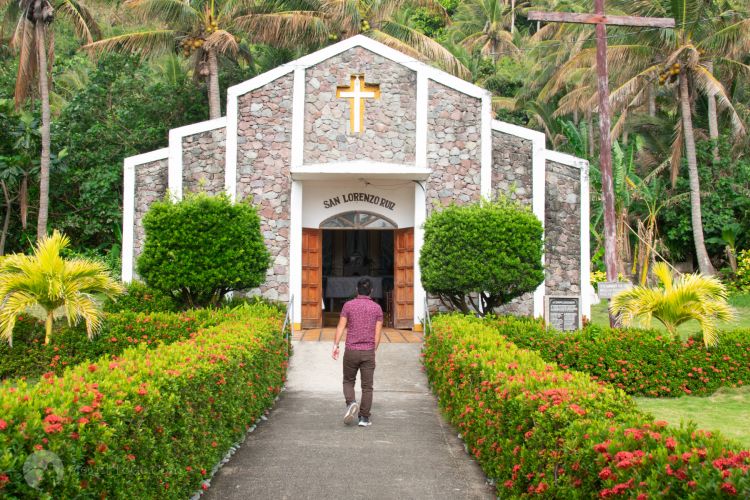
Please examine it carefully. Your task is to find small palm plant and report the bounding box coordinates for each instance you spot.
[0,231,124,346]
[610,262,735,347]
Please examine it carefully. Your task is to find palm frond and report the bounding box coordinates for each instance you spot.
[124,0,200,28]
[56,0,101,43]
[234,11,328,47]
[83,30,177,58]
[692,64,746,139]
[373,23,470,79]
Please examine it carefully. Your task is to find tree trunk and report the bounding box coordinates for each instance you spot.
[45,310,54,344]
[586,111,595,157]
[510,0,516,33]
[0,181,10,255]
[706,61,719,161]
[679,71,715,276]
[207,49,221,119]
[648,83,656,117]
[36,21,51,241]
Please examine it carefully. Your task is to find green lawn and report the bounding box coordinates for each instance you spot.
[590,294,750,337]
[635,387,750,449]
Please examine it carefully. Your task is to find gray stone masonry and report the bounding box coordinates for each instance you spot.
[304,47,417,165]
[133,158,168,268]
[425,81,482,212]
[545,160,582,297]
[491,130,533,205]
[182,127,226,196]
[236,74,294,301]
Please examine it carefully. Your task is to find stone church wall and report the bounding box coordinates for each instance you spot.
[491,130,533,205]
[303,47,417,165]
[133,158,168,266]
[425,81,482,212]
[182,128,226,195]
[235,73,294,301]
[545,160,582,297]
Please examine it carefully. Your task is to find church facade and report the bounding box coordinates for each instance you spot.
[122,35,590,331]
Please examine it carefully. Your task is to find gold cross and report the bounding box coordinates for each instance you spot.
[336,74,380,134]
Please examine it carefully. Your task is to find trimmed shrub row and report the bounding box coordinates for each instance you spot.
[0,302,288,498]
[0,308,239,380]
[491,316,750,397]
[423,315,750,498]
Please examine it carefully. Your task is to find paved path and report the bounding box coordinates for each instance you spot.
[293,328,423,343]
[204,342,494,499]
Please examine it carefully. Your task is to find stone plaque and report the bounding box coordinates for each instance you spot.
[597,281,633,299]
[545,296,580,331]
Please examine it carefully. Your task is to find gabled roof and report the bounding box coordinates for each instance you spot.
[227,34,490,100]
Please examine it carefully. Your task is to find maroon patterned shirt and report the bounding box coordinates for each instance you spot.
[341,295,383,351]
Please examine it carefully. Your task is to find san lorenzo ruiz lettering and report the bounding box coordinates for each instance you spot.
[323,192,396,211]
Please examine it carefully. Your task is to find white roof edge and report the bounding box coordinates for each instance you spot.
[492,120,546,143]
[227,34,490,101]
[169,117,226,140]
[124,148,169,167]
[545,149,587,168]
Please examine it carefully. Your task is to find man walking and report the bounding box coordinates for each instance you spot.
[332,278,383,427]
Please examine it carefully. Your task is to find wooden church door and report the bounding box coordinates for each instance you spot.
[301,228,323,328]
[394,228,414,329]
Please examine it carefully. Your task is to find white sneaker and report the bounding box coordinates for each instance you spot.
[358,416,372,427]
[344,402,359,425]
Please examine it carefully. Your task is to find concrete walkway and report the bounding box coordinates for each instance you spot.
[204,342,494,499]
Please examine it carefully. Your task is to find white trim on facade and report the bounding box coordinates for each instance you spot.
[543,149,591,320]
[121,148,169,283]
[292,162,432,180]
[168,117,226,201]
[290,180,303,329]
[413,182,427,328]
[291,67,306,168]
[492,120,547,317]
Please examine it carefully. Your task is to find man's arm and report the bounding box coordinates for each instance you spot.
[332,315,347,360]
[374,320,382,350]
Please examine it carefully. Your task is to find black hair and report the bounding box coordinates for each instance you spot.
[357,278,372,296]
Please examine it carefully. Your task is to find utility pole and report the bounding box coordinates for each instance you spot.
[528,4,674,327]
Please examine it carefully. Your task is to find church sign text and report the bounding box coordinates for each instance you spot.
[323,192,396,211]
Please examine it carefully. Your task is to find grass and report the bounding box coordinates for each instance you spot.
[590,293,750,337]
[635,386,750,449]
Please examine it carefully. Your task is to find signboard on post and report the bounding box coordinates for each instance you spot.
[597,281,633,299]
[545,296,581,331]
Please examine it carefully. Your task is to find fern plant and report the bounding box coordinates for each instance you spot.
[609,262,735,347]
[0,231,124,346]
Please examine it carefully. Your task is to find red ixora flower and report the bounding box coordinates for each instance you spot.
[80,406,93,414]
[721,483,738,495]
[0,419,7,431]
[134,405,144,413]
[88,364,97,372]
[665,437,677,450]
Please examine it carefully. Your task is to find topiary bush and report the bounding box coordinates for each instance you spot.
[423,314,750,498]
[0,302,288,498]
[492,316,750,397]
[420,199,544,316]
[137,193,270,308]
[0,308,234,380]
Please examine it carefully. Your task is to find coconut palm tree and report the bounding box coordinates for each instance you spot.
[2,0,100,241]
[83,0,328,119]
[0,230,124,346]
[610,262,734,347]
[449,0,519,62]
[322,0,469,78]
[540,0,749,276]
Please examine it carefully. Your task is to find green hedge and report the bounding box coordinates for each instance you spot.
[491,316,750,397]
[0,302,288,498]
[423,315,750,498]
[0,308,237,380]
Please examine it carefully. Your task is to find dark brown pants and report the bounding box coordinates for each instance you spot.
[343,349,376,418]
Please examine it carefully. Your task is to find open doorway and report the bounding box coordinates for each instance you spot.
[322,229,395,327]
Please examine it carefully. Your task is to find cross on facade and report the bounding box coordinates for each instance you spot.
[528,3,674,326]
[336,74,381,134]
